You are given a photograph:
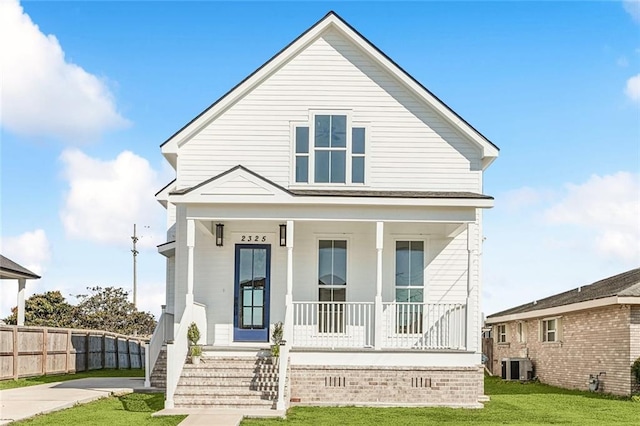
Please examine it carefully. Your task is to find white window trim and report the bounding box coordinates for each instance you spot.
[496,324,508,343]
[517,321,527,343]
[540,316,562,343]
[289,111,369,187]
[392,238,428,304]
[315,235,351,302]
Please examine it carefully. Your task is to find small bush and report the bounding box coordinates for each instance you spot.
[187,322,200,345]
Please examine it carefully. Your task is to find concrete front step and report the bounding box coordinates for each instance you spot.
[175,388,277,397]
[173,400,276,409]
[173,355,281,410]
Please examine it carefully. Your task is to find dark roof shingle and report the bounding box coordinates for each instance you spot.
[487,268,640,318]
[0,254,41,280]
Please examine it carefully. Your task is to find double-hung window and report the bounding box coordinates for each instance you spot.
[294,113,366,184]
[497,324,507,343]
[517,321,527,343]
[395,241,424,334]
[541,318,560,342]
[318,240,347,333]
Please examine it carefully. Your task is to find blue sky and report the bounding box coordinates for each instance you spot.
[1,1,638,320]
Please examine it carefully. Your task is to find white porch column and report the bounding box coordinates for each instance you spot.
[374,221,384,350]
[466,222,478,352]
[284,220,294,344]
[186,219,195,306]
[17,278,26,326]
[277,220,294,411]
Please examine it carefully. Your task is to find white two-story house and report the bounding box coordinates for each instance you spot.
[148,11,499,411]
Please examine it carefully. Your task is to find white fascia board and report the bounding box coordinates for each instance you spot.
[169,193,493,208]
[327,17,499,161]
[617,296,640,305]
[485,296,624,324]
[156,181,176,208]
[0,271,31,280]
[157,241,176,258]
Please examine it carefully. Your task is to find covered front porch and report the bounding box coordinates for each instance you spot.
[167,215,477,353]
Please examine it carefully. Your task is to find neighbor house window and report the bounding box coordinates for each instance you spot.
[318,240,347,333]
[541,318,560,342]
[395,241,424,334]
[497,324,507,343]
[517,321,527,343]
[293,114,366,184]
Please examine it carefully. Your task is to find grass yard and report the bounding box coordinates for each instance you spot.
[11,393,185,426]
[242,376,639,425]
[0,368,145,390]
[4,375,638,425]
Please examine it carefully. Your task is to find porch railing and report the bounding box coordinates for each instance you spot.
[381,302,466,350]
[292,302,374,348]
[291,301,466,350]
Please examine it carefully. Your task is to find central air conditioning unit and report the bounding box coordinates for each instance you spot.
[501,357,533,381]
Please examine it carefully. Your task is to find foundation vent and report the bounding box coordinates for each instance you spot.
[411,377,432,388]
[325,376,346,387]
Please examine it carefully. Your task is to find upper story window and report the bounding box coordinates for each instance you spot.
[294,113,366,185]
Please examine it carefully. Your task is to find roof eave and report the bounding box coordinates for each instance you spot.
[485,295,640,324]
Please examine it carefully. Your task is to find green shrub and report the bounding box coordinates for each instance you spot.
[632,357,640,383]
[187,322,200,346]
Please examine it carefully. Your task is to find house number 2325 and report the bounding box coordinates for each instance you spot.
[241,235,267,242]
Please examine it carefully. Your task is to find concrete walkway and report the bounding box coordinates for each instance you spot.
[155,408,285,426]
[0,378,285,426]
[0,377,149,425]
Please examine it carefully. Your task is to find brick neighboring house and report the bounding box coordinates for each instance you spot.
[485,268,640,396]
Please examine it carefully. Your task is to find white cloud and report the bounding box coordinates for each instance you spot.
[623,0,640,23]
[501,186,555,213]
[545,172,640,261]
[625,74,640,102]
[60,149,164,248]
[0,230,51,319]
[0,229,51,276]
[0,0,128,142]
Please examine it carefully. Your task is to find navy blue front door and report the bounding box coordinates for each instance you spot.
[233,244,270,342]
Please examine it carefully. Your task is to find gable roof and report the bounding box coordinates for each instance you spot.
[487,268,640,320]
[161,11,499,168]
[0,254,41,280]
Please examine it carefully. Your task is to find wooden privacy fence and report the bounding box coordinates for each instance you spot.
[0,325,146,380]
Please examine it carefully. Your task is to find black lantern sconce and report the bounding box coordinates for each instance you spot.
[215,223,224,246]
[279,224,287,247]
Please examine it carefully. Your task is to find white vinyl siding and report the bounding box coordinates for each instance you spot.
[177,29,481,192]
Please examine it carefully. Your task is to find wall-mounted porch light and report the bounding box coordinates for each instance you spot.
[215,223,224,246]
[279,224,287,247]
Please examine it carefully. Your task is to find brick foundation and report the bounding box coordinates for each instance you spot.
[289,365,484,407]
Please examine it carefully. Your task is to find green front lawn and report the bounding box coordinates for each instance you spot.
[4,375,638,425]
[12,393,185,425]
[0,368,145,390]
[242,376,639,425]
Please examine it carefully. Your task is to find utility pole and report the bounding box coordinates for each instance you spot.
[131,224,139,308]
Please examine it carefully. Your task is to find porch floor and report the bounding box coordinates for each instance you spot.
[201,345,473,354]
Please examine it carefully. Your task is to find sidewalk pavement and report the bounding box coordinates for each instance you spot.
[0,378,285,426]
[0,377,149,425]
